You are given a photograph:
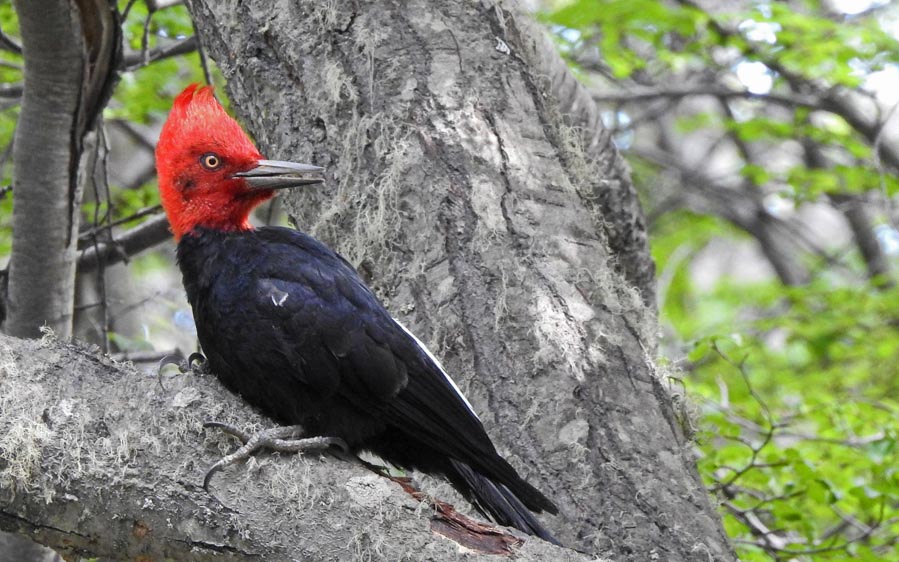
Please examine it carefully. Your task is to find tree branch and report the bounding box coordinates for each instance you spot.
[0,333,588,561]
[77,205,163,241]
[832,194,893,285]
[0,84,22,99]
[76,214,172,273]
[632,145,812,285]
[122,36,198,70]
[0,26,22,54]
[593,84,822,110]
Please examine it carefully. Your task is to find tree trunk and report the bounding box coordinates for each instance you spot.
[187,0,734,559]
[4,0,119,338]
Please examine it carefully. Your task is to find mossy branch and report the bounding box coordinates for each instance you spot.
[0,333,587,561]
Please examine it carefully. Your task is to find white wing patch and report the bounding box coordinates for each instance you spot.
[259,279,289,307]
[271,289,289,307]
[393,319,480,421]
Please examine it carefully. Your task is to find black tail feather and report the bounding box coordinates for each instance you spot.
[448,459,561,546]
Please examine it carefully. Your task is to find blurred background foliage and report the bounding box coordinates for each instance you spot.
[1,0,898,559]
[543,0,899,559]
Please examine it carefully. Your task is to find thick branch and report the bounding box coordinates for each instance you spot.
[633,145,810,285]
[0,333,587,561]
[832,194,893,285]
[802,137,892,284]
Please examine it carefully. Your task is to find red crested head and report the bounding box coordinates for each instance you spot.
[156,85,266,239]
[155,84,324,240]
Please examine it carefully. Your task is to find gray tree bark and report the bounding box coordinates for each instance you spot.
[1,0,735,559]
[4,0,119,338]
[0,333,595,561]
[186,0,734,560]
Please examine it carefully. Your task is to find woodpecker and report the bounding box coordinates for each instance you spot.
[155,84,559,542]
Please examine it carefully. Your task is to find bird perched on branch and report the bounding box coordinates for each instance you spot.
[155,84,559,543]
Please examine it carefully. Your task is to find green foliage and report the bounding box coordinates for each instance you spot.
[547,0,899,200]
[0,1,21,257]
[751,2,899,86]
[654,213,899,559]
[680,276,899,560]
[112,3,210,124]
[548,0,711,78]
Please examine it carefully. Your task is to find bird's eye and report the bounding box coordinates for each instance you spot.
[200,153,222,170]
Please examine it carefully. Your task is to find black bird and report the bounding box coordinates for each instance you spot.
[155,84,559,542]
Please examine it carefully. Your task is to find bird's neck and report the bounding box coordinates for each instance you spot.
[167,192,272,240]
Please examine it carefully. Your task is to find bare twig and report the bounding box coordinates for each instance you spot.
[140,10,153,67]
[122,36,198,70]
[0,26,22,54]
[121,0,140,21]
[192,18,213,85]
[88,124,114,352]
[593,85,822,111]
[0,83,23,99]
[78,204,163,241]
[77,214,172,273]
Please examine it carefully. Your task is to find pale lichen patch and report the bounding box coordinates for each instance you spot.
[345,474,395,510]
[0,350,53,493]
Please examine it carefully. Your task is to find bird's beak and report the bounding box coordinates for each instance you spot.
[233,159,325,190]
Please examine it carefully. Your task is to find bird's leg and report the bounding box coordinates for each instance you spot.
[202,421,348,492]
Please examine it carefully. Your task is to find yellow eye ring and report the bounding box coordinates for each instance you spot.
[200,153,222,170]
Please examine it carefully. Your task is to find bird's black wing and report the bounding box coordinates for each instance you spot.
[250,228,484,431]
[249,228,549,504]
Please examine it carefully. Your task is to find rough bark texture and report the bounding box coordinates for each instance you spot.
[5,0,119,338]
[0,333,596,561]
[187,1,734,560]
[525,19,656,306]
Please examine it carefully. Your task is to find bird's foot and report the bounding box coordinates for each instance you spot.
[158,352,209,376]
[157,352,210,391]
[201,421,348,492]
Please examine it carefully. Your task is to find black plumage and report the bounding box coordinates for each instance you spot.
[177,226,559,542]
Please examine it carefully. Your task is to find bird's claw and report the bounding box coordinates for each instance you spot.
[158,353,185,373]
[202,422,348,493]
[156,353,184,391]
[158,352,209,376]
[187,352,210,373]
[157,352,210,392]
